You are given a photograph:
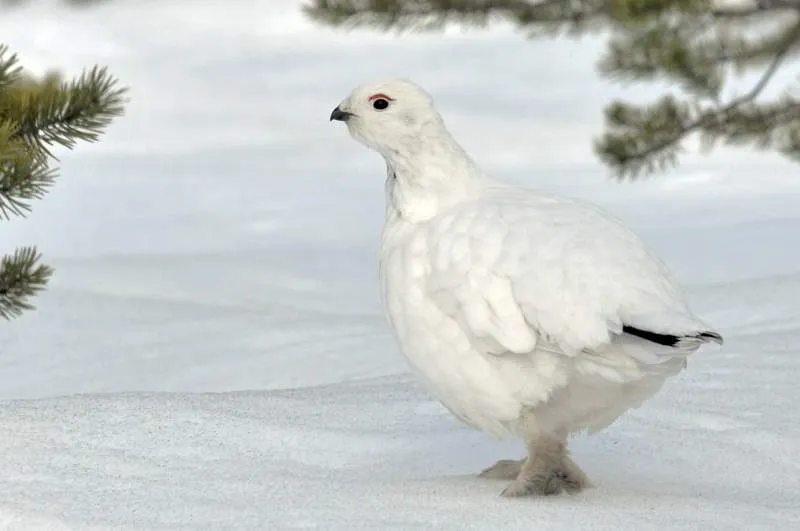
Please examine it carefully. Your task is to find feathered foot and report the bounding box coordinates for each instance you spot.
[500,436,590,497]
[478,458,525,480]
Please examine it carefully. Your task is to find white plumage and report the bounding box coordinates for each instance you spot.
[329,79,722,497]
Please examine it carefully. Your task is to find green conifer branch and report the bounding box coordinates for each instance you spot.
[0,42,127,320]
[0,46,23,90]
[303,0,611,33]
[8,65,128,159]
[305,0,800,28]
[599,16,800,89]
[597,17,800,178]
[0,122,56,218]
[0,246,53,320]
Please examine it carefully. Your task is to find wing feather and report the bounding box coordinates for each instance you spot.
[424,194,722,360]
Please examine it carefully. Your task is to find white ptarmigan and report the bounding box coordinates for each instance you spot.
[329,79,723,497]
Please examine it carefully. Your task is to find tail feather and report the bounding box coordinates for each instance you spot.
[675,330,724,350]
[622,325,724,349]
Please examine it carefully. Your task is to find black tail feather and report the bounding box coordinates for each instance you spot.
[622,325,723,347]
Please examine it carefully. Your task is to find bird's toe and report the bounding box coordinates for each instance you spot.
[499,459,590,498]
[478,458,525,480]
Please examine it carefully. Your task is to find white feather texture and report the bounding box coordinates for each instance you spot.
[333,79,723,441]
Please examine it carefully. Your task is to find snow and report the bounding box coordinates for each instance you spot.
[0,1,799,529]
[1,257,799,530]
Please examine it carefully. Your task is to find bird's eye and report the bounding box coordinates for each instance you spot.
[372,98,389,110]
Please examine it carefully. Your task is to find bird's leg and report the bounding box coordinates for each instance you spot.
[478,458,525,480]
[500,432,590,497]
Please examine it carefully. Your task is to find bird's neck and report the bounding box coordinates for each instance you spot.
[383,129,488,224]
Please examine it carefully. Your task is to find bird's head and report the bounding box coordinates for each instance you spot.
[329,78,445,156]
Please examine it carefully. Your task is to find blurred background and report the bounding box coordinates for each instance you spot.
[1,0,798,399]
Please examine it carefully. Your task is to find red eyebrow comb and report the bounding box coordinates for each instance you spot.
[368,93,394,101]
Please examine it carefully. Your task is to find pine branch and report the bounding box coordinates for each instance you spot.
[710,97,800,154]
[596,18,800,178]
[0,121,56,218]
[599,21,727,99]
[0,18,127,322]
[0,46,128,218]
[8,65,128,159]
[599,15,800,92]
[303,0,611,34]
[0,44,22,91]
[0,246,52,320]
[0,43,126,320]
[304,0,800,31]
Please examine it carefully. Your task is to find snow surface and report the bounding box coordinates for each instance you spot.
[0,1,799,529]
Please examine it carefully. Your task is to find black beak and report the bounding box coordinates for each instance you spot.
[329,106,353,122]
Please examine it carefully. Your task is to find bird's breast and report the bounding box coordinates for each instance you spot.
[379,219,429,312]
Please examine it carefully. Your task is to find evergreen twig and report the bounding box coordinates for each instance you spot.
[0,42,127,319]
[0,246,53,320]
